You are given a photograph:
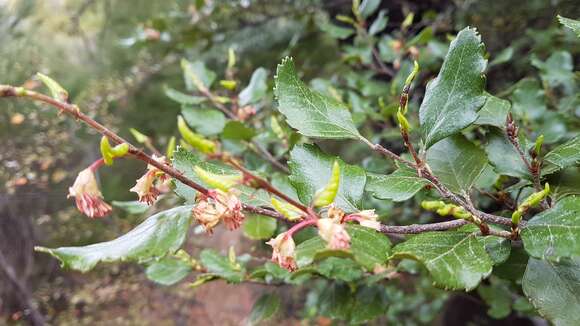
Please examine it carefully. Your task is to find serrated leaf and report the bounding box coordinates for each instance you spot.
[485,128,531,179]
[419,27,487,148]
[366,167,429,202]
[145,256,192,286]
[199,249,244,283]
[243,215,277,240]
[221,120,256,140]
[249,293,281,325]
[523,257,580,326]
[392,230,495,290]
[520,196,580,261]
[36,206,193,272]
[475,95,511,128]
[239,67,268,106]
[182,106,226,136]
[275,57,360,140]
[164,86,206,105]
[558,15,580,37]
[543,136,580,175]
[288,144,366,211]
[426,135,488,194]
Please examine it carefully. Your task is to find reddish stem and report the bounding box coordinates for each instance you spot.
[286,218,317,238]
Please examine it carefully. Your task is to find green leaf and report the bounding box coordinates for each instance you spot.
[523,257,580,326]
[347,224,391,271]
[488,47,514,68]
[111,200,149,214]
[164,86,206,105]
[35,206,193,272]
[249,293,281,325]
[543,136,580,175]
[531,51,576,95]
[520,196,580,261]
[181,59,216,92]
[274,57,360,140]
[182,106,226,136]
[392,230,495,290]
[221,120,256,140]
[172,147,202,203]
[368,10,388,35]
[199,249,244,283]
[288,144,366,211]
[243,215,277,240]
[318,18,354,39]
[477,279,512,319]
[316,257,363,282]
[426,135,488,194]
[295,236,326,268]
[239,67,268,106]
[485,128,530,179]
[145,256,192,286]
[350,286,386,324]
[407,26,434,47]
[558,15,580,37]
[36,73,68,101]
[475,95,511,128]
[510,78,546,120]
[419,27,487,148]
[366,167,429,202]
[318,283,352,320]
[358,0,380,18]
[494,247,529,281]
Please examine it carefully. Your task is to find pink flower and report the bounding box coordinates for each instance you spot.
[266,232,297,271]
[317,218,351,250]
[192,190,245,233]
[68,168,112,218]
[130,155,167,205]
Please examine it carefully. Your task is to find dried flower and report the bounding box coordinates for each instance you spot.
[266,232,297,271]
[130,155,167,205]
[353,210,381,231]
[192,190,245,233]
[68,168,111,218]
[317,218,351,250]
[237,105,256,121]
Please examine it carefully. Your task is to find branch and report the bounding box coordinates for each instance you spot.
[0,84,514,238]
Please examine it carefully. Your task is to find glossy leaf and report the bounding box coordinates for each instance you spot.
[419,27,487,148]
[316,257,363,282]
[558,15,580,37]
[221,121,256,140]
[289,144,366,211]
[275,57,360,139]
[239,67,268,106]
[426,135,488,194]
[523,257,580,325]
[366,167,429,202]
[348,224,391,270]
[520,196,580,261]
[145,256,192,286]
[35,206,193,272]
[392,230,495,290]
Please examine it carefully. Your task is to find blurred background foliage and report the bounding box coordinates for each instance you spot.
[0,0,578,325]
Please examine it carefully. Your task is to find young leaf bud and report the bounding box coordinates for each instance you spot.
[36,73,69,102]
[313,160,340,207]
[271,197,304,221]
[193,166,242,192]
[100,136,115,165]
[166,136,176,160]
[177,116,217,154]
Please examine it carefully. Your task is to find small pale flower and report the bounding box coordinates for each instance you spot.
[266,232,297,271]
[317,218,351,250]
[130,155,167,205]
[326,204,345,222]
[68,168,112,218]
[354,210,381,231]
[220,191,245,230]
